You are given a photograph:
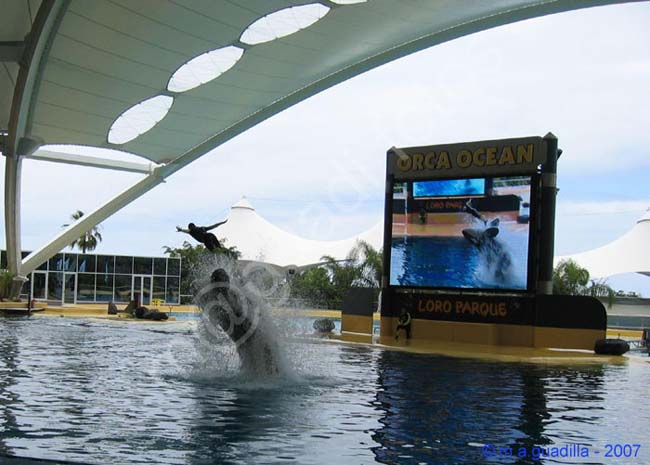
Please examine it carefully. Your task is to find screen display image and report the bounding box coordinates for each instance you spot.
[390,176,531,291]
[413,178,485,198]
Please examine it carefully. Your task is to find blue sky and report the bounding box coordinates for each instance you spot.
[2,2,650,294]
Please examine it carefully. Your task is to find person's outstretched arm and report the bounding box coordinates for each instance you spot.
[464,201,487,225]
[176,226,190,233]
[205,219,228,231]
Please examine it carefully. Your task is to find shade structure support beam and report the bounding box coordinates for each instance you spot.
[26,149,156,174]
[21,168,166,276]
[3,0,68,298]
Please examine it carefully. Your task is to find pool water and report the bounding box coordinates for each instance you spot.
[1,316,648,464]
[391,231,529,290]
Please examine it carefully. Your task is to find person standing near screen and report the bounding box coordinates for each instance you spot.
[176,219,228,251]
[395,308,412,341]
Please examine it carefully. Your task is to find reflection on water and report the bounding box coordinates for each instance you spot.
[0,317,648,464]
[372,352,648,464]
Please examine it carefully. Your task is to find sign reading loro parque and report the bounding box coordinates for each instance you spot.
[375,133,608,350]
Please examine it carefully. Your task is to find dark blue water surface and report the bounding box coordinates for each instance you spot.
[391,236,479,288]
[391,233,529,290]
[1,316,649,465]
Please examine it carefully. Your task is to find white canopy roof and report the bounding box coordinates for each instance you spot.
[2,0,635,278]
[557,210,650,278]
[217,197,382,267]
[2,0,633,165]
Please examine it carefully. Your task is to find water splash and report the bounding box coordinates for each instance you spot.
[191,254,291,379]
[473,226,527,289]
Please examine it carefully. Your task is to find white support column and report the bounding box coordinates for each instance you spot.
[21,168,166,276]
[4,155,23,276]
[3,0,68,298]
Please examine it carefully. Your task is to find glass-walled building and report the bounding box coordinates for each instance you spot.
[1,251,181,306]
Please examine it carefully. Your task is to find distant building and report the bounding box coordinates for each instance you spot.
[1,250,181,306]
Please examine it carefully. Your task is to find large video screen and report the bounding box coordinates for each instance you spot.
[390,176,532,291]
[413,178,485,198]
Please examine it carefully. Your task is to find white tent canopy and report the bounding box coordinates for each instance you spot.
[217,198,382,267]
[556,210,650,279]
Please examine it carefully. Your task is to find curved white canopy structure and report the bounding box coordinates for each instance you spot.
[219,197,382,267]
[1,0,640,284]
[557,210,650,279]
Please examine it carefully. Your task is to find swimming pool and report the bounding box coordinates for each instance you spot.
[1,316,648,464]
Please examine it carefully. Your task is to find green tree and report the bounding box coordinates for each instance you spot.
[162,240,240,299]
[350,240,383,288]
[553,259,615,307]
[289,241,383,309]
[319,254,361,306]
[586,279,617,308]
[552,259,590,295]
[0,270,14,301]
[290,267,336,306]
[63,210,103,253]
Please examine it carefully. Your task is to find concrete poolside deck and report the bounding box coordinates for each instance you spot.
[16,303,641,335]
[26,303,351,323]
[8,303,645,363]
[28,303,638,334]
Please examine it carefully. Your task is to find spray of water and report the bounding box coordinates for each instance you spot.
[472,225,527,289]
[474,238,514,287]
[190,254,292,379]
[145,252,348,390]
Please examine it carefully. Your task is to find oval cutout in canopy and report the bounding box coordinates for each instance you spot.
[240,4,331,45]
[168,46,245,93]
[108,95,174,145]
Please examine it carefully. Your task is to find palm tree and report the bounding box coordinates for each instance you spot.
[63,210,103,253]
[553,259,615,307]
[320,253,362,305]
[552,259,590,295]
[350,240,383,288]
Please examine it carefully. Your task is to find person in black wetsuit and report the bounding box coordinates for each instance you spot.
[395,308,412,341]
[464,199,487,225]
[176,219,228,251]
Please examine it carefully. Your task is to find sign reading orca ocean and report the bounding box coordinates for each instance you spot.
[388,136,546,179]
[385,136,545,293]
